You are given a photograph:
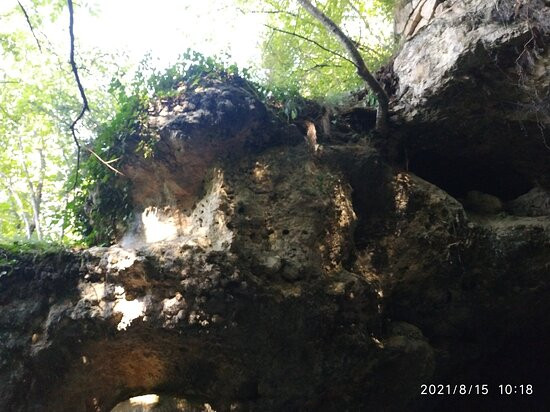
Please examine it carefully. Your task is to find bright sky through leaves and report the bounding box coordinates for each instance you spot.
[1,0,266,71]
[75,0,266,69]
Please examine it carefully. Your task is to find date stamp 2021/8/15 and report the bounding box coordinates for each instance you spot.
[420,384,534,396]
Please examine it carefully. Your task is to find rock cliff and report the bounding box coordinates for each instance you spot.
[393,0,550,195]
[1,1,549,411]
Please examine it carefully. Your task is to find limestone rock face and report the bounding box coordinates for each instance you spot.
[0,77,434,412]
[506,186,550,216]
[392,0,550,192]
[394,0,445,38]
[1,75,549,410]
[119,76,294,247]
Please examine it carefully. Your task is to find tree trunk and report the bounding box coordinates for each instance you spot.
[0,172,33,238]
[297,0,389,135]
[17,136,44,240]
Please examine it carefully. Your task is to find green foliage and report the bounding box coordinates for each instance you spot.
[374,0,399,17]
[0,239,68,278]
[68,50,255,245]
[0,36,76,241]
[1,0,398,248]
[248,0,397,100]
[66,65,149,245]
[0,239,66,257]
[0,0,122,244]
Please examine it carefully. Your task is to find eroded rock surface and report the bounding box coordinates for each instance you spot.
[392,0,550,193]
[1,71,549,412]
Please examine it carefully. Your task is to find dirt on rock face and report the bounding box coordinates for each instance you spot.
[2,18,550,410]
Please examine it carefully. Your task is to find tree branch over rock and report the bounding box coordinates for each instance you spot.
[264,24,354,65]
[297,0,389,135]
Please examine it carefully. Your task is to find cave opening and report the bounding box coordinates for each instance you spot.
[407,151,533,201]
[110,394,216,412]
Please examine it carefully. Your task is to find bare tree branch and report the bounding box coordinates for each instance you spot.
[346,0,384,43]
[67,0,124,189]
[36,146,46,218]
[17,0,42,52]
[67,0,87,189]
[87,149,124,176]
[297,0,389,135]
[16,135,42,239]
[354,39,385,59]
[264,24,355,66]
[304,63,337,72]
[237,7,298,17]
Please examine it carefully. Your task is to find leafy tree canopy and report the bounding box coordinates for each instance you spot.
[0,0,122,242]
[245,0,396,100]
[0,0,397,244]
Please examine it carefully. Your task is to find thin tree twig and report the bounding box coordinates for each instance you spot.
[67,0,87,189]
[264,24,356,67]
[103,157,121,164]
[237,7,298,17]
[15,135,42,238]
[87,149,124,175]
[67,0,124,189]
[0,106,17,127]
[355,39,385,59]
[346,0,385,44]
[304,63,337,72]
[17,0,42,52]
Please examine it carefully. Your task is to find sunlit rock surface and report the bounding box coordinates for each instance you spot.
[1,72,549,412]
[111,394,213,412]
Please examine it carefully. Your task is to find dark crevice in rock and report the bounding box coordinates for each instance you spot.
[407,150,533,200]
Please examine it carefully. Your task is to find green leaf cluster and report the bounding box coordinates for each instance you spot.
[69,50,257,245]
[250,0,397,100]
[1,0,399,247]
[0,0,121,244]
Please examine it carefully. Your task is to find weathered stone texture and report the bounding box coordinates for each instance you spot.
[2,3,550,408]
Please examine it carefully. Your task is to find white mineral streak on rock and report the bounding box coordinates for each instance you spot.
[73,246,154,331]
[75,278,152,331]
[101,246,138,272]
[113,293,150,331]
[120,168,232,251]
[161,293,187,328]
[141,207,179,243]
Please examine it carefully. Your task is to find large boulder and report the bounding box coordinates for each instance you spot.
[392,0,550,194]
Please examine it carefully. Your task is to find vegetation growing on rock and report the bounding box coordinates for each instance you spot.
[1,1,550,411]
